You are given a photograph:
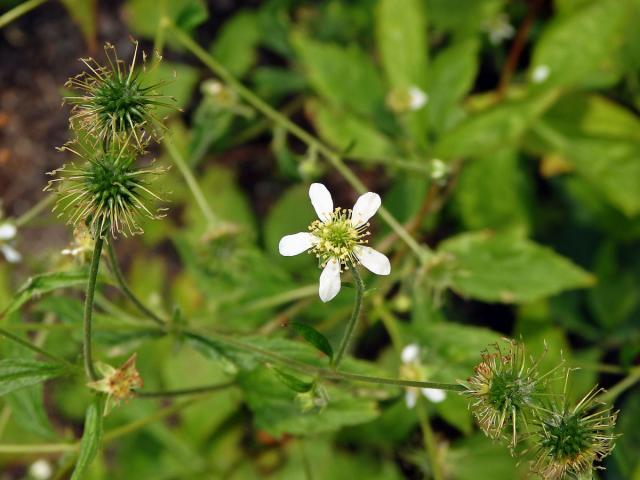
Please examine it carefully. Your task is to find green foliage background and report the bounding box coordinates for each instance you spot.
[1,0,640,478]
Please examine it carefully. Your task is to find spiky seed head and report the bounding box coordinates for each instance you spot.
[65,40,176,147]
[461,340,556,448]
[531,387,618,480]
[45,139,167,239]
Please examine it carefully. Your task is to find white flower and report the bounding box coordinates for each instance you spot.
[400,343,446,409]
[0,221,21,263]
[531,65,551,84]
[484,14,515,45]
[61,224,94,261]
[29,459,52,480]
[408,86,428,111]
[279,183,391,302]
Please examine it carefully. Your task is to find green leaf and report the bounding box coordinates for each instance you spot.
[291,322,334,361]
[291,32,386,121]
[308,100,397,159]
[453,149,531,233]
[71,396,105,480]
[6,385,56,438]
[143,61,199,116]
[427,39,479,134]
[427,0,507,35]
[530,0,630,88]
[2,269,88,317]
[270,366,313,393]
[60,0,97,48]
[438,231,595,303]
[0,359,67,397]
[434,90,559,159]
[210,11,261,78]
[375,0,428,90]
[239,367,379,436]
[124,0,208,39]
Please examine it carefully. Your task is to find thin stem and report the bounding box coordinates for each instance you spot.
[137,381,234,398]
[0,327,79,371]
[107,240,166,326]
[0,0,47,29]
[597,366,640,404]
[190,331,463,391]
[164,137,218,227]
[14,195,55,227]
[83,237,104,381]
[332,266,364,369]
[417,398,444,480]
[169,26,428,261]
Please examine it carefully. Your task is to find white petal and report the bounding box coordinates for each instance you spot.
[1,245,22,263]
[351,192,381,227]
[408,86,428,111]
[29,459,52,480]
[401,343,421,364]
[0,223,16,240]
[405,389,417,409]
[355,246,390,276]
[319,258,341,302]
[279,232,315,256]
[309,183,333,222]
[421,388,446,403]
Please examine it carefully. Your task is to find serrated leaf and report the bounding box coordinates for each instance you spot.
[530,0,630,88]
[291,322,333,360]
[2,270,88,317]
[0,359,67,397]
[270,366,313,393]
[6,385,56,438]
[438,231,595,303]
[71,395,105,480]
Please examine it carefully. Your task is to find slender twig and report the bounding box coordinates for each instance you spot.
[169,25,428,262]
[14,195,55,228]
[83,237,104,381]
[0,326,79,372]
[597,367,640,404]
[0,0,47,29]
[417,398,444,480]
[332,266,365,369]
[137,381,234,398]
[497,0,545,98]
[107,240,166,326]
[164,137,219,227]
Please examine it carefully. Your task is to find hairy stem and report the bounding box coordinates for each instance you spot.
[169,25,428,261]
[107,240,166,326]
[332,266,364,369]
[83,237,103,381]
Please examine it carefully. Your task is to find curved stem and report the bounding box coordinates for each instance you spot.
[417,398,443,480]
[332,266,364,369]
[137,381,234,398]
[0,0,47,29]
[107,240,166,326]
[14,195,55,227]
[83,237,103,381]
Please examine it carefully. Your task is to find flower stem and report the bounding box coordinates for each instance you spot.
[83,237,103,381]
[0,0,47,29]
[417,397,444,480]
[169,25,428,261]
[0,326,79,372]
[137,381,234,398]
[107,240,166,326]
[14,195,55,227]
[332,266,364,369]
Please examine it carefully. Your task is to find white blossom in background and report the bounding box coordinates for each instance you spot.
[61,224,94,262]
[29,459,52,480]
[0,221,21,263]
[279,183,390,302]
[484,14,515,45]
[531,65,551,84]
[400,343,446,408]
[386,86,428,113]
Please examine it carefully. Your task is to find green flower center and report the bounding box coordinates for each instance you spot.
[542,414,592,459]
[95,76,148,131]
[309,207,370,266]
[488,372,533,411]
[88,155,139,206]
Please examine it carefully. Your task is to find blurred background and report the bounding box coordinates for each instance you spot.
[1,0,640,478]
